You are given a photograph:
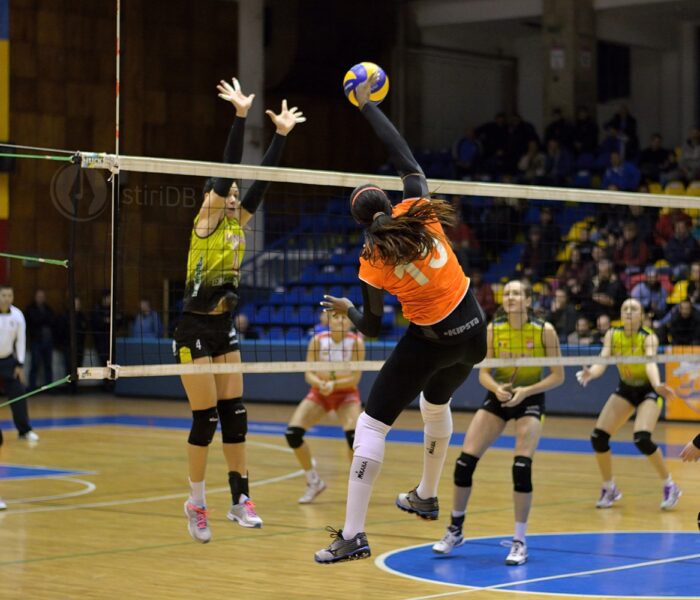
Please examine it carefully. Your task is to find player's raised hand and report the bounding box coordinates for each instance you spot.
[217,77,255,117]
[265,99,306,136]
[354,71,380,109]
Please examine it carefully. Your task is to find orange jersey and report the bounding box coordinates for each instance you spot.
[358,198,469,325]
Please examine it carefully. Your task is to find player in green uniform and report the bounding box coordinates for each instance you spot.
[577,298,681,510]
[432,280,564,566]
[173,77,304,542]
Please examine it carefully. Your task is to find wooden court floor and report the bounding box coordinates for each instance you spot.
[1,393,699,600]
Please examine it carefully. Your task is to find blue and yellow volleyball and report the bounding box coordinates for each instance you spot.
[343,62,389,107]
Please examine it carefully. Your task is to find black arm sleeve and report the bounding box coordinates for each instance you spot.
[347,281,384,338]
[361,103,429,200]
[694,433,700,450]
[240,133,287,214]
[212,116,246,197]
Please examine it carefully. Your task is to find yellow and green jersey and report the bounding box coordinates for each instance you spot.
[491,316,546,386]
[610,326,651,387]
[183,214,246,313]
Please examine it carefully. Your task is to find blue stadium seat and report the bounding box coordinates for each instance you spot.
[299,306,316,327]
[254,306,271,324]
[285,327,305,341]
[269,307,286,325]
[269,290,287,306]
[268,326,285,339]
[284,287,302,304]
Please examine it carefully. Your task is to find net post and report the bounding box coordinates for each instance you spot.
[67,163,80,390]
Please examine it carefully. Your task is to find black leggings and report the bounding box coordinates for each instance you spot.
[366,327,487,426]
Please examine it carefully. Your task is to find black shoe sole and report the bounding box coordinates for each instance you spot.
[395,499,439,520]
[315,548,371,564]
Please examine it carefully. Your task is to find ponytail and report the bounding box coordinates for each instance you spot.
[360,199,456,266]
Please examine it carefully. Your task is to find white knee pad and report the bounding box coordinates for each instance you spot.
[353,412,391,464]
[420,393,453,439]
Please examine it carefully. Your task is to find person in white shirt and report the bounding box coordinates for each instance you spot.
[0,285,38,442]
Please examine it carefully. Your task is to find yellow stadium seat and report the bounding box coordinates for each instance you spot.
[648,182,663,194]
[664,181,686,196]
[492,283,504,305]
[668,280,688,304]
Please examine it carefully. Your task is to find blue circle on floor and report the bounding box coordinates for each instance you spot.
[377,532,700,597]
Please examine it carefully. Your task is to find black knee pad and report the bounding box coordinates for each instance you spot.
[591,428,611,453]
[188,406,218,447]
[633,430,658,456]
[512,455,533,493]
[454,452,479,487]
[344,429,355,450]
[217,398,247,444]
[285,426,305,449]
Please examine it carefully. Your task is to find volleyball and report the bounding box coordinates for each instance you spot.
[343,62,389,107]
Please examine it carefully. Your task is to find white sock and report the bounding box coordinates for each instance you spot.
[514,521,527,543]
[416,395,453,500]
[342,456,382,539]
[603,479,614,489]
[451,510,465,518]
[665,475,673,485]
[189,478,206,506]
[416,435,451,499]
[305,469,320,484]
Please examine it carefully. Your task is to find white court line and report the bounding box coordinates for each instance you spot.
[375,534,700,600]
[6,477,97,505]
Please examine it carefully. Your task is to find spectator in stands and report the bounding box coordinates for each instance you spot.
[574,224,595,265]
[25,289,55,391]
[655,208,693,247]
[598,126,625,160]
[90,290,123,369]
[470,269,496,319]
[557,247,589,290]
[587,258,626,320]
[573,106,598,155]
[452,127,480,180]
[664,220,699,267]
[687,261,700,305]
[519,225,555,281]
[567,316,596,346]
[677,127,700,182]
[605,105,638,158]
[445,199,482,272]
[54,296,87,392]
[544,108,574,150]
[517,140,546,184]
[631,267,668,321]
[614,221,649,272]
[601,152,641,192]
[546,288,578,342]
[656,299,700,346]
[622,204,655,246]
[475,112,509,179]
[479,198,518,256]
[129,299,163,339]
[538,206,561,252]
[532,281,554,314]
[596,313,611,341]
[506,113,539,174]
[542,139,573,186]
[638,134,676,183]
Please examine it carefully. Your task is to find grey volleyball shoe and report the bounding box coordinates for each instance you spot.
[396,487,439,520]
[314,527,371,564]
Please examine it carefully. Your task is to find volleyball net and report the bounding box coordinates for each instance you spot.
[4,144,700,382]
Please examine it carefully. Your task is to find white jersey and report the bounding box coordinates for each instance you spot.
[316,331,359,364]
[0,305,26,364]
[312,330,360,390]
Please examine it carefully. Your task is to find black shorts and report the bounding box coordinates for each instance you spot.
[173,312,239,363]
[614,380,661,408]
[480,391,545,422]
[408,287,487,345]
